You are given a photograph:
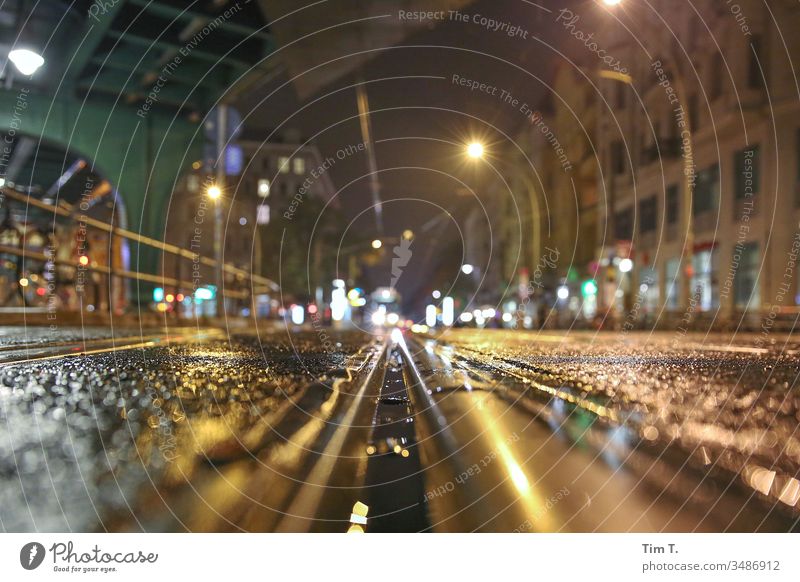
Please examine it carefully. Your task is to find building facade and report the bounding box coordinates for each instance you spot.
[601,0,800,325]
[514,0,800,328]
[164,134,339,314]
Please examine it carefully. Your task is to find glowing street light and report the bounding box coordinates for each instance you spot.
[466,142,485,159]
[602,0,622,5]
[206,184,222,200]
[426,304,437,327]
[331,286,347,322]
[461,264,474,275]
[619,258,634,273]
[371,239,382,249]
[442,296,455,326]
[557,285,570,300]
[9,49,44,76]
[290,304,305,325]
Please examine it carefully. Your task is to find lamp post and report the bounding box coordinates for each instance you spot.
[206,184,223,317]
[213,105,229,318]
[464,141,543,294]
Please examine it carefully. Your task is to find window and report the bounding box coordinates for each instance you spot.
[691,248,719,311]
[256,204,270,225]
[615,82,626,109]
[278,156,291,174]
[293,157,305,175]
[666,184,679,225]
[688,94,700,131]
[733,242,760,309]
[665,257,680,310]
[640,196,657,234]
[748,35,765,89]
[610,140,625,175]
[693,164,720,216]
[614,207,633,241]
[734,145,759,200]
[709,53,723,100]
[796,129,800,207]
[257,179,270,198]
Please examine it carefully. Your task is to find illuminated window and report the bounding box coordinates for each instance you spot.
[733,242,759,310]
[691,248,719,311]
[257,205,270,225]
[293,157,305,175]
[257,179,270,198]
[278,156,290,174]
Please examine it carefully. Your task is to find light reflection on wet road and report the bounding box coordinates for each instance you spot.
[0,327,797,532]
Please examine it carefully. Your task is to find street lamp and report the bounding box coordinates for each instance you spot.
[371,239,382,249]
[206,184,222,200]
[425,304,437,328]
[466,142,485,159]
[9,48,44,76]
[442,296,455,326]
[602,0,622,5]
[461,264,474,275]
[462,143,542,308]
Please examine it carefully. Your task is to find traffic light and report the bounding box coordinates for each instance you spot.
[581,279,598,297]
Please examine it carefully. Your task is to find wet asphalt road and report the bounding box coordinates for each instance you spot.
[0,326,798,532]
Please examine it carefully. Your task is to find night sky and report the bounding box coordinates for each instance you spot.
[237,0,590,309]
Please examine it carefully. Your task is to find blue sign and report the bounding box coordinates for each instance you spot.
[225,144,243,176]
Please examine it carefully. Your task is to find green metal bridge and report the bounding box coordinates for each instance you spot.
[0,0,277,277]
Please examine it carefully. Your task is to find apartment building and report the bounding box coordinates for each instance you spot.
[507,0,800,327]
[493,58,600,322]
[599,0,800,324]
[163,134,338,312]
